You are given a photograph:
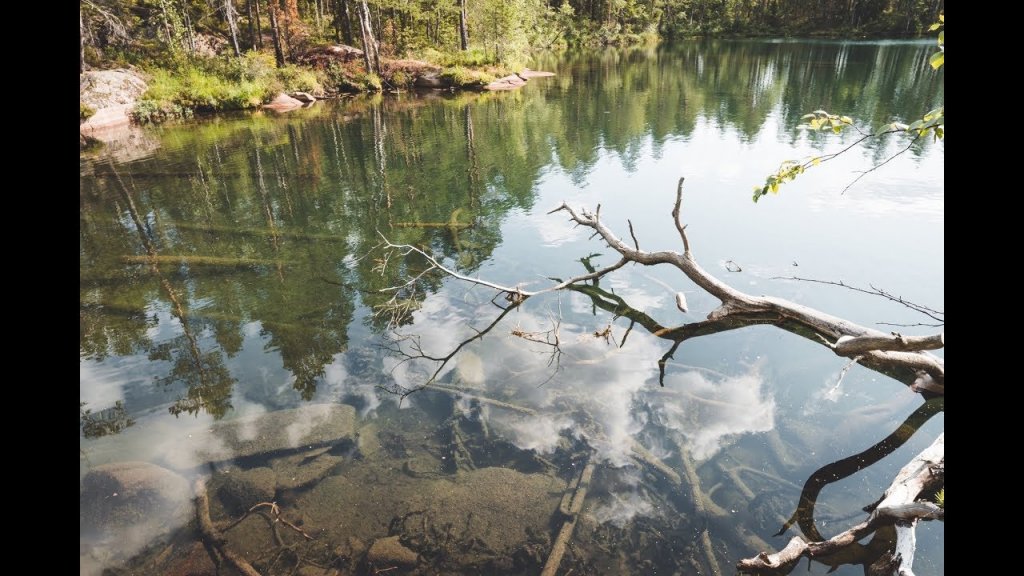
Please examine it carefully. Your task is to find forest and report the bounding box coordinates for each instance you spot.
[81,0,944,121]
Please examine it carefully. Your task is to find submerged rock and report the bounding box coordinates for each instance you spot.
[80,461,191,532]
[80,461,192,573]
[196,403,358,463]
[296,465,564,569]
[291,91,317,103]
[213,466,277,514]
[367,536,419,567]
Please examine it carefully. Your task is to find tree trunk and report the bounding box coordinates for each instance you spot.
[357,0,380,75]
[225,0,242,57]
[458,0,469,50]
[267,0,287,66]
[251,0,264,48]
[333,0,354,44]
[80,8,86,73]
[180,0,196,54]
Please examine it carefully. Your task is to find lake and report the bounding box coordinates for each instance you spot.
[80,39,944,575]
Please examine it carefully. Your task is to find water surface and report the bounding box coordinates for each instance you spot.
[81,39,944,575]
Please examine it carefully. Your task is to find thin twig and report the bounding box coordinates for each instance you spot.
[627,219,640,251]
[841,135,921,195]
[772,276,943,323]
[223,501,315,541]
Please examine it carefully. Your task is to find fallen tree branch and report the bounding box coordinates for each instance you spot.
[776,397,943,542]
[738,433,944,574]
[375,177,943,395]
[194,478,262,576]
[549,179,944,391]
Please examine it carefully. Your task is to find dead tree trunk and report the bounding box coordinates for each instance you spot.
[357,0,380,75]
[80,8,86,73]
[333,0,354,44]
[225,0,242,57]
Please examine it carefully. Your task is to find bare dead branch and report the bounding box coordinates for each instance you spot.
[378,178,943,397]
[194,479,262,576]
[739,433,943,574]
[831,333,943,356]
[222,501,315,540]
[772,276,943,324]
[671,177,691,254]
[627,219,640,251]
[380,301,522,398]
[774,397,942,542]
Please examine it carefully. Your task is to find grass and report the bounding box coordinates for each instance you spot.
[133,52,323,123]
[440,66,497,89]
[80,102,96,121]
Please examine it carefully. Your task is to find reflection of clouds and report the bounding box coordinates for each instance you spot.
[320,353,383,416]
[80,360,130,411]
[529,211,584,247]
[462,304,776,465]
[606,275,667,313]
[805,182,943,221]
[284,403,336,448]
[592,487,655,527]
[381,293,777,525]
[651,365,775,460]
[505,414,573,453]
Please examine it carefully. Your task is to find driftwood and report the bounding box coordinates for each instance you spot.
[542,457,596,576]
[194,478,262,576]
[122,255,288,267]
[737,433,943,575]
[379,178,944,395]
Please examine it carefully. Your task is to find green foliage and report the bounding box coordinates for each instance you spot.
[929,13,945,70]
[754,15,944,202]
[801,110,855,134]
[133,52,323,122]
[80,102,96,121]
[441,66,496,88]
[935,488,944,508]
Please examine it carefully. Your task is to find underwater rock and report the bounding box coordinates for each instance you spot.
[80,461,191,532]
[197,403,357,463]
[213,466,277,514]
[80,461,192,572]
[367,536,419,567]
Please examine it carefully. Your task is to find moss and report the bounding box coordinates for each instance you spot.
[80,102,96,121]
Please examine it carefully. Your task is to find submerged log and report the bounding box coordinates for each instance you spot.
[541,457,595,576]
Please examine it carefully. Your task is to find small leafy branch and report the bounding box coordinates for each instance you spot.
[754,13,944,202]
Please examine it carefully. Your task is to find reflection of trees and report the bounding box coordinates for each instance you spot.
[80,401,135,439]
[79,42,941,417]
[111,165,237,418]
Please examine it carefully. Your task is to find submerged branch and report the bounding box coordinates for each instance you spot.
[738,433,943,574]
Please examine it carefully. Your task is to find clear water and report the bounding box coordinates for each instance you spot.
[80,39,943,575]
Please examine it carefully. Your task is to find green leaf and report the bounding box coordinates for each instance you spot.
[929,22,941,31]
[929,52,944,70]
